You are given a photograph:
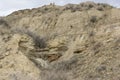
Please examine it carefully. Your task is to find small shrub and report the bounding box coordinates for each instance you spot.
[13,28,47,49]
[44,7,49,11]
[88,4,94,9]
[90,16,97,23]
[0,19,10,28]
[97,6,104,11]
[40,56,78,80]
[40,70,68,80]
[26,30,47,48]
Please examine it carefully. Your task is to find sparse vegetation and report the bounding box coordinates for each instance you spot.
[13,28,47,48]
[0,19,10,28]
[90,16,97,23]
[97,6,104,11]
[0,2,120,80]
[25,30,47,48]
[40,56,78,80]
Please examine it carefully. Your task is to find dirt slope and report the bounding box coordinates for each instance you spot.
[0,2,120,80]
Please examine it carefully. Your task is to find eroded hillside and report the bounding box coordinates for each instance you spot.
[0,2,120,80]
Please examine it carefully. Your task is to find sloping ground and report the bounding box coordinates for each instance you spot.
[0,2,120,80]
